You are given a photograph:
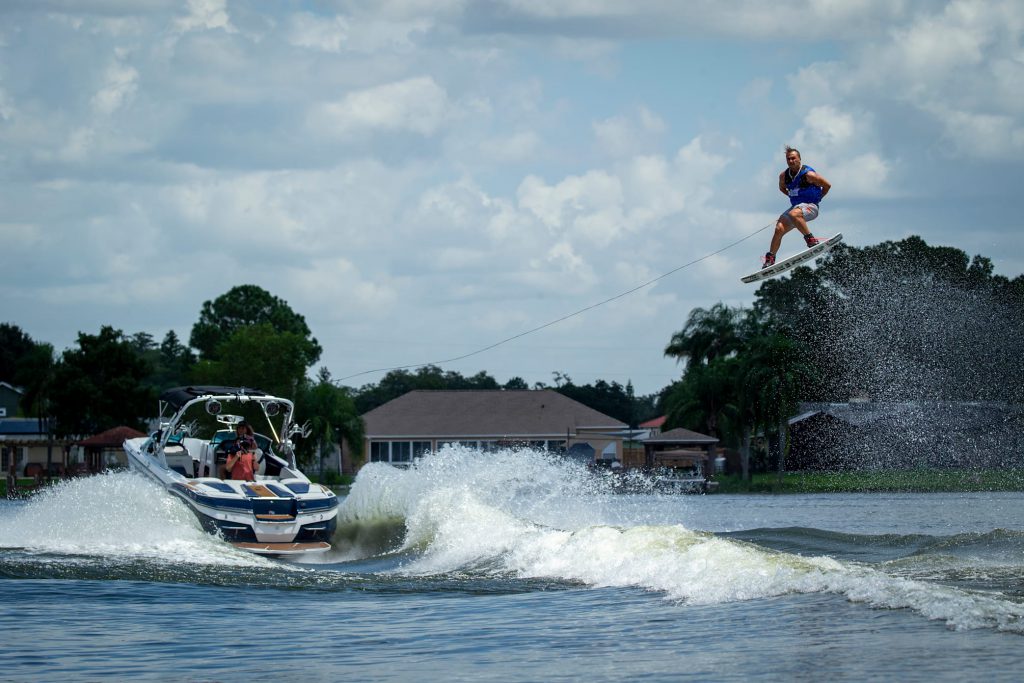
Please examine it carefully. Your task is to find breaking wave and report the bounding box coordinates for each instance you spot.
[2,448,1022,633]
[0,471,269,567]
[339,445,1024,632]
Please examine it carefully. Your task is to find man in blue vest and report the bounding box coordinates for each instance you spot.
[763,146,832,268]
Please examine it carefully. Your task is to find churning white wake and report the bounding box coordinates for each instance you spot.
[340,446,1024,633]
[0,471,270,567]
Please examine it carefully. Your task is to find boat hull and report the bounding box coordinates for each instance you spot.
[125,437,338,555]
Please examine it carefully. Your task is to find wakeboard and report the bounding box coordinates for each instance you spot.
[741,233,843,284]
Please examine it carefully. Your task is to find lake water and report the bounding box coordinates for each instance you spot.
[2,447,1023,681]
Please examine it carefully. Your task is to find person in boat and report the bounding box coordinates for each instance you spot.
[218,422,259,479]
[225,423,258,481]
[763,146,832,269]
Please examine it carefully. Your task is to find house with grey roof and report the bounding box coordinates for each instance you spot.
[357,390,627,469]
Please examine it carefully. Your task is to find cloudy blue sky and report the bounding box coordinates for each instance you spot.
[2,0,1022,395]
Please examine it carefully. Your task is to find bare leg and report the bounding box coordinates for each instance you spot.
[770,217,793,254]
[770,207,809,254]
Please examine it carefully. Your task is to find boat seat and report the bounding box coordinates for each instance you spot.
[165,445,194,477]
[261,452,286,477]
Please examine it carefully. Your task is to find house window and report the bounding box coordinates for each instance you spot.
[392,441,412,463]
[371,440,432,466]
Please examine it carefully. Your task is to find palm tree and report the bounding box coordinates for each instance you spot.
[664,303,818,484]
[740,334,817,483]
[664,303,747,367]
[725,375,758,483]
[663,357,739,440]
[664,304,754,481]
[297,373,364,474]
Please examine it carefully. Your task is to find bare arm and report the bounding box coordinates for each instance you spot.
[805,170,831,199]
[779,171,788,195]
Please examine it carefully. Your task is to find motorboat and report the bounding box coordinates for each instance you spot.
[124,385,338,555]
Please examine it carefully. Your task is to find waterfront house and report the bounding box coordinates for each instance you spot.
[1,418,143,480]
[357,390,627,470]
[0,417,75,479]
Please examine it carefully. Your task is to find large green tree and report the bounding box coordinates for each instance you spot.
[49,326,155,437]
[754,235,1024,402]
[15,341,58,471]
[17,342,55,422]
[191,323,311,399]
[157,331,197,387]
[0,324,56,421]
[663,357,740,440]
[128,330,196,392]
[190,285,322,367]
[663,303,750,440]
[662,302,817,481]
[740,334,816,482]
[0,323,37,384]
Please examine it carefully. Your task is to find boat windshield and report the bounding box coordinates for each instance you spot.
[212,430,275,455]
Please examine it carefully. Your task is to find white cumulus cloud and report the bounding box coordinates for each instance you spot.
[310,76,450,138]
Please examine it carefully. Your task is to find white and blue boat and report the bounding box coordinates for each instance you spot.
[124,386,338,555]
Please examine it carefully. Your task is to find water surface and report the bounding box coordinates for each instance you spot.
[2,448,1022,681]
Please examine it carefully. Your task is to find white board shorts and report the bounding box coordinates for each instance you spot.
[781,203,819,223]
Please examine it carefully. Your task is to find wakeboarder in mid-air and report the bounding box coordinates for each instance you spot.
[740,147,841,284]
[763,146,832,269]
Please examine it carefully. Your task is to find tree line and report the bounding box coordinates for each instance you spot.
[1,286,659,469]
[1,284,355,468]
[660,235,1024,478]
[3,236,1020,473]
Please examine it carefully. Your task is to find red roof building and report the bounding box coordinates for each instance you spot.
[76,426,145,472]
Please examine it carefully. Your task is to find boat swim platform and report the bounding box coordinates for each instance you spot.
[231,541,331,555]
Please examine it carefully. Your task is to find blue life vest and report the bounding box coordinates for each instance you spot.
[785,165,823,206]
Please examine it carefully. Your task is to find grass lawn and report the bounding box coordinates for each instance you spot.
[1,478,49,498]
[713,469,1024,494]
